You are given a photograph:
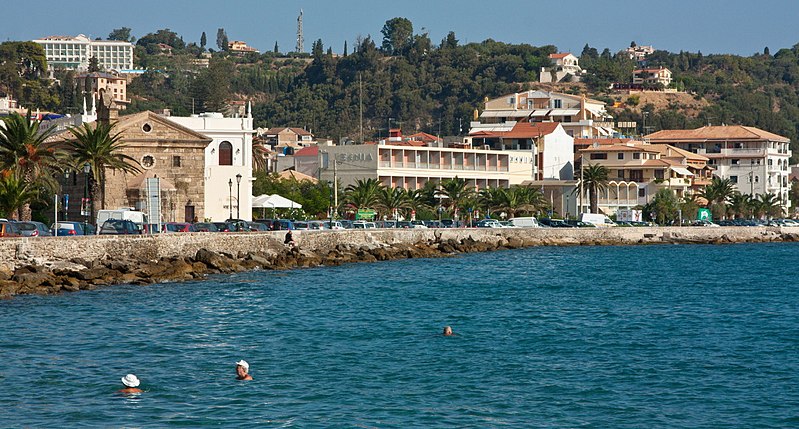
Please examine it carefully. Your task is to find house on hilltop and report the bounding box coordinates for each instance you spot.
[539,53,585,83]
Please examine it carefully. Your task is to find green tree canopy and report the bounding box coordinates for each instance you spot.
[381,17,414,55]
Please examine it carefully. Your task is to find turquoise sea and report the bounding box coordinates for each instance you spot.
[1,243,798,428]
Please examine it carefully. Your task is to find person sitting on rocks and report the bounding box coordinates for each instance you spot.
[284,230,297,248]
[236,360,253,381]
[442,326,454,336]
[118,374,143,394]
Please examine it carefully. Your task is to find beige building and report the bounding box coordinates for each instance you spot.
[473,90,614,138]
[228,40,259,54]
[647,125,792,211]
[632,67,672,87]
[54,109,210,225]
[77,72,129,109]
[578,142,710,214]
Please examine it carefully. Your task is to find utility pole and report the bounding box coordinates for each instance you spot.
[333,157,338,217]
[359,73,363,144]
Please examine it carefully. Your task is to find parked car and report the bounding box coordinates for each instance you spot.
[293,221,310,230]
[409,220,428,229]
[163,222,196,233]
[538,218,575,228]
[476,219,502,228]
[339,220,353,229]
[307,220,326,230]
[248,222,270,231]
[193,222,220,232]
[352,221,377,229]
[99,219,142,235]
[508,217,540,228]
[0,220,22,237]
[211,221,236,232]
[51,221,96,236]
[17,221,53,237]
[323,221,346,230]
[396,221,412,228]
[565,220,596,228]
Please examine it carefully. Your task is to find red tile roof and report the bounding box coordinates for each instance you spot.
[574,137,637,147]
[549,53,572,59]
[406,132,442,143]
[293,146,319,157]
[471,122,561,139]
[646,126,789,143]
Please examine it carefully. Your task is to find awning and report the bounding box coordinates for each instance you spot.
[548,108,580,116]
[671,167,694,176]
[530,109,550,117]
[480,110,532,118]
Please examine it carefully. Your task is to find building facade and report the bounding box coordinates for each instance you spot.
[167,111,255,221]
[33,34,134,71]
[578,142,711,215]
[472,90,614,139]
[632,67,672,87]
[76,72,129,108]
[646,126,792,211]
[540,53,585,83]
[318,144,535,191]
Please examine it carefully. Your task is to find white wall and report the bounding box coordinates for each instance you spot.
[167,115,255,221]
[542,125,575,180]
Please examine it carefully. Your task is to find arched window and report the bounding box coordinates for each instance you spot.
[219,141,233,166]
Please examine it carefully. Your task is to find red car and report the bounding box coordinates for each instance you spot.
[162,222,197,233]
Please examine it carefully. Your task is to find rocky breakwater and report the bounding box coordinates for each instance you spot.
[1,226,798,299]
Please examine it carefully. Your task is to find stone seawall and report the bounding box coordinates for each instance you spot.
[0,227,797,299]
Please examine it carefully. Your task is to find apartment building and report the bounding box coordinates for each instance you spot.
[318,144,535,191]
[646,126,791,211]
[472,90,614,138]
[76,72,129,108]
[33,34,134,71]
[578,142,710,215]
[632,67,672,87]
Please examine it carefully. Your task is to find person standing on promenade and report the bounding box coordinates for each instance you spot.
[118,374,143,394]
[236,360,253,380]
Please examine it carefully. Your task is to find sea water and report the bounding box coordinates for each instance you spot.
[1,243,798,428]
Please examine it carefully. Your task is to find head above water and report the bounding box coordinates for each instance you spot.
[121,374,140,388]
[443,326,453,336]
[236,360,251,379]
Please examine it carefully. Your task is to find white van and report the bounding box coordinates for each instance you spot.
[508,217,541,228]
[96,209,149,233]
[580,213,617,227]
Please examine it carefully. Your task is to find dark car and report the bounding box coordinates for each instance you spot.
[193,222,220,232]
[539,218,575,228]
[17,221,53,237]
[565,220,596,228]
[163,222,197,233]
[212,221,237,232]
[99,219,141,235]
[51,221,96,236]
[0,220,22,237]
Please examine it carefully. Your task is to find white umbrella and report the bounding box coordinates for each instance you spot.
[251,194,302,209]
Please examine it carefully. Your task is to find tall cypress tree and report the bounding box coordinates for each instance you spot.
[200,32,207,49]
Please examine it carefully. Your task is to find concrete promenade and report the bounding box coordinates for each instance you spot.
[2,226,795,273]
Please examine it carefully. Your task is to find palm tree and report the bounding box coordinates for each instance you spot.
[727,192,751,219]
[439,177,474,219]
[67,122,141,221]
[700,177,735,219]
[478,187,504,216]
[0,112,62,220]
[0,171,39,220]
[377,187,411,220]
[754,193,782,219]
[343,178,383,211]
[252,142,269,172]
[580,164,609,214]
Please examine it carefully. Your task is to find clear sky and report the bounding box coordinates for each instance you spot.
[2,0,797,56]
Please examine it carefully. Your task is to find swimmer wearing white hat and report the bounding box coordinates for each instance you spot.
[236,360,253,381]
[119,374,143,394]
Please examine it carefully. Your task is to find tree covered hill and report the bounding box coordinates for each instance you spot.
[2,21,799,160]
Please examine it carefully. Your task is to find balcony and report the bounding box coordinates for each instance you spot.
[704,148,766,158]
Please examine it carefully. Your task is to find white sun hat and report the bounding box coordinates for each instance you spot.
[121,374,140,388]
[236,360,249,370]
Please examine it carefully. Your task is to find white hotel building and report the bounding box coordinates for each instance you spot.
[318,143,536,191]
[33,34,134,71]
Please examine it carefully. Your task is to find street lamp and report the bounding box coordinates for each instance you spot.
[228,178,233,220]
[83,162,91,231]
[63,170,70,221]
[235,173,242,220]
[327,180,333,224]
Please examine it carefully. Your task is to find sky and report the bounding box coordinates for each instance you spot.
[2,0,797,56]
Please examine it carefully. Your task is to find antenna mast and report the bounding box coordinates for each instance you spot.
[296,9,304,53]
